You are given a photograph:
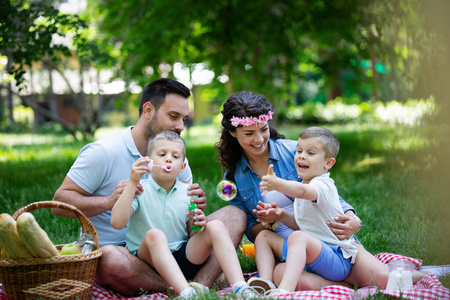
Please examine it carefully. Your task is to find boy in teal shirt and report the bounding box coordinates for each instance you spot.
[111,131,258,299]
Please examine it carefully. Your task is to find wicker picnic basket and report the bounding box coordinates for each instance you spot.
[0,201,102,300]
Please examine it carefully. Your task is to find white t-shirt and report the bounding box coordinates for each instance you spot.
[294,172,358,263]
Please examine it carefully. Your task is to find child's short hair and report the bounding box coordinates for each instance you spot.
[299,127,339,158]
[147,130,186,158]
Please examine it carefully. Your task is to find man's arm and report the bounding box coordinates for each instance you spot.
[52,176,139,218]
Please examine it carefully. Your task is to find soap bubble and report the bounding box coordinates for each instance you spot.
[216,180,237,201]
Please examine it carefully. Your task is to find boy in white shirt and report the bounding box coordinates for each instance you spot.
[249,126,358,295]
[111,130,258,299]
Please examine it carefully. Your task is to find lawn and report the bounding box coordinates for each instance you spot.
[1,122,450,289]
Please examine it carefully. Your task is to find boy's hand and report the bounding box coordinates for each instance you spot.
[188,208,207,232]
[129,157,151,185]
[259,165,279,196]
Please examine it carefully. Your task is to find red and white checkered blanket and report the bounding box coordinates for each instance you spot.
[1,253,449,299]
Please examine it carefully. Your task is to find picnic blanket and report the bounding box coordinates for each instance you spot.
[1,253,449,299]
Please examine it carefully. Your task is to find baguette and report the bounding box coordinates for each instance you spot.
[0,213,34,258]
[16,212,59,258]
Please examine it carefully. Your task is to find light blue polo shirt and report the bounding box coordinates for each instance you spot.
[126,176,195,254]
[67,126,192,246]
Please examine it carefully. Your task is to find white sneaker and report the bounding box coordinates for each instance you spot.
[264,288,292,297]
[235,285,260,299]
[173,287,196,299]
[247,277,276,292]
[188,282,209,295]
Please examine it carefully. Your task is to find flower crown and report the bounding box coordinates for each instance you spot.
[230,111,273,127]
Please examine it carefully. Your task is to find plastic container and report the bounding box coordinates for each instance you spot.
[188,203,201,231]
[385,259,414,292]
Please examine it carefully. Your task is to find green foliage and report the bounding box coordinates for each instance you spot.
[90,0,425,102]
[279,97,436,126]
[0,105,34,133]
[0,0,87,88]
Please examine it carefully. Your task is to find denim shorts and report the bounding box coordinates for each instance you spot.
[281,237,352,281]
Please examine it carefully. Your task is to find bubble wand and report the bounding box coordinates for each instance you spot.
[146,160,173,172]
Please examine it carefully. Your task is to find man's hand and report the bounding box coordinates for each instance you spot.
[259,165,279,196]
[187,183,207,211]
[108,180,144,209]
[327,214,361,240]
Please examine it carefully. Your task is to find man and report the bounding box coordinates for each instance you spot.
[52,78,246,295]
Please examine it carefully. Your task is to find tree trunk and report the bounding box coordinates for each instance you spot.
[6,52,14,124]
[47,64,59,117]
[29,68,38,131]
[326,70,343,101]
[370,50,380,100]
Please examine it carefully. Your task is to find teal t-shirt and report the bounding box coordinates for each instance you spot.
[126,176,196,254]
[67,127,192,246]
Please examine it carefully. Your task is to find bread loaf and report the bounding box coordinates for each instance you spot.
[0,213,34,258]
[16,212,58,258]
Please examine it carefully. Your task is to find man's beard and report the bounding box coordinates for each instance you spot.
[145,114,164,141]
[145,113,182,141]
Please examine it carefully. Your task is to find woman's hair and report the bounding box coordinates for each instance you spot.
[215,91,284,180]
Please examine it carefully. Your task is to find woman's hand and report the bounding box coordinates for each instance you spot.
[327,213,361,240]
[253,201,282,223]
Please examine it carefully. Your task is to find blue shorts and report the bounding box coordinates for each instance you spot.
[135,240,204,280]
[281,237,351,282]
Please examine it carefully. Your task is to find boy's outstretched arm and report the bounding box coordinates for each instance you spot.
[259,164,317,200]
[111,157,151,229]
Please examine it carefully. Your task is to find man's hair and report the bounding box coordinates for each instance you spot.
[147,130,186,158]
[139,78,191,116]
[299,127,340,158]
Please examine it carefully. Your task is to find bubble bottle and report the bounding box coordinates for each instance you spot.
[188,203,202,231]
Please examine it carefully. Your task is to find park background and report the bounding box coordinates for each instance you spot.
[1,0,450,293]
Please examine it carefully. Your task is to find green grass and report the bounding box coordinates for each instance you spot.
[1,123,450,292]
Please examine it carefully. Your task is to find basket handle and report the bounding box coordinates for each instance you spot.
[12,201,100,249]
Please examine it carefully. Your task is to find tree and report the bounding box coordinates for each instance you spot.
[0,0,86,87]
[90,0,423,104]
[0,0,115,139]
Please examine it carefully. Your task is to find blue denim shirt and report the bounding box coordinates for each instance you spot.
[228,138,354,242]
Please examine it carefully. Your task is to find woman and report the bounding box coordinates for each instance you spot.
[215,91,424,290]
